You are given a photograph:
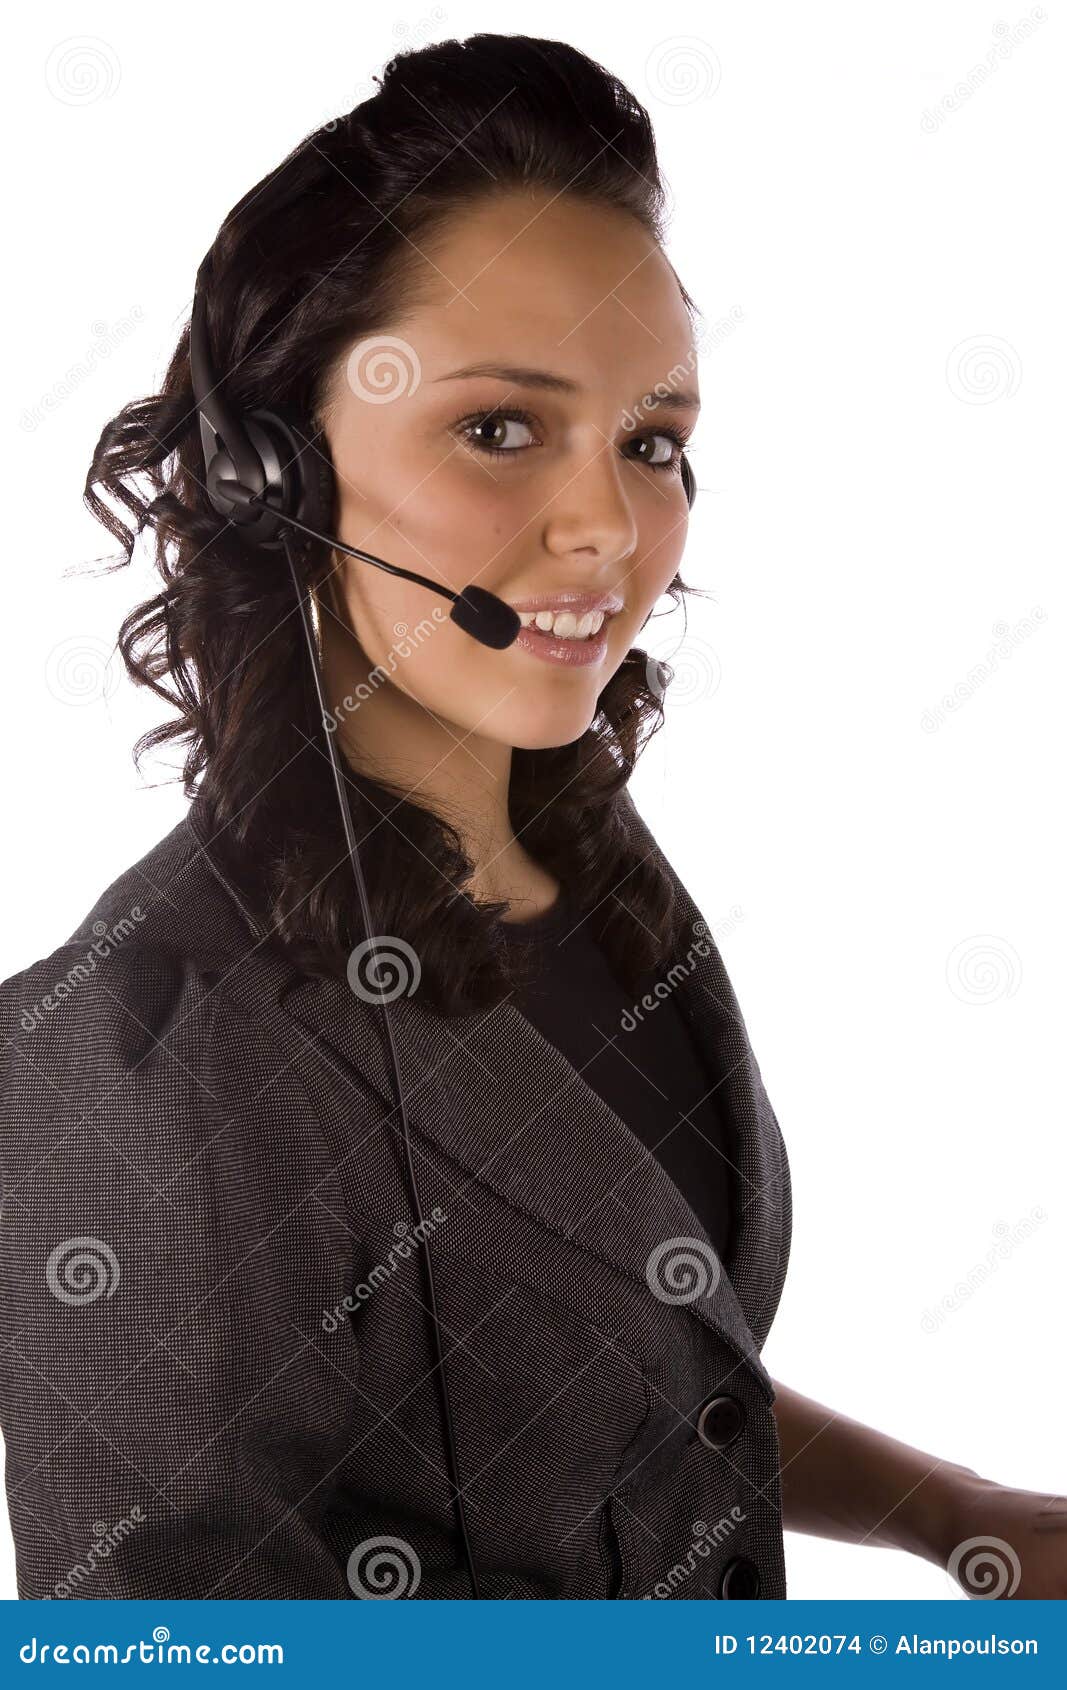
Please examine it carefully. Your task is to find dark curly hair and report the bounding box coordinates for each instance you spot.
[83,32,710,1015]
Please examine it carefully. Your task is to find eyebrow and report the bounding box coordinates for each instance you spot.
[432,361,701,413]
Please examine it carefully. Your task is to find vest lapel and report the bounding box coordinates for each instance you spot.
[188,793,787,1394]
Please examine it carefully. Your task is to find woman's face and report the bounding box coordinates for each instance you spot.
[319,188,700,754]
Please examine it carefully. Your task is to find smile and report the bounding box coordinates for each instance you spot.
[517,607,607,640]
[506,589,623,665]
[512,613,614,668]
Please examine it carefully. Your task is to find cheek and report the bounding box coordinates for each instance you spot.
[625,545,685,631]
[331,426,484,597]
[335,558,491,706]
[647,506,689,586]
[343,567,449,657]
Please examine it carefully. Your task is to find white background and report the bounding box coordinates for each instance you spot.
[2,0,1064,1601]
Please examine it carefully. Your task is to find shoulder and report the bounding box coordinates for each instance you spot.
[2,808,224,1046]
[0,805,277,1171]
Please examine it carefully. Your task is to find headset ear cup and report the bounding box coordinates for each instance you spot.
[307,428,336,537]
[235,407,335,550]
[278,411,336,538]
[681,452,696,510]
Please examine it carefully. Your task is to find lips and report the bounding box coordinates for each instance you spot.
[507,590,624,617]
[512,617,611,667]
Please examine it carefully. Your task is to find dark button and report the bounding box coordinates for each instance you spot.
[719,1555,761,1599]
[696,1393,745,1449]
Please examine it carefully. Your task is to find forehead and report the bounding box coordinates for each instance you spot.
[397,189,697,394]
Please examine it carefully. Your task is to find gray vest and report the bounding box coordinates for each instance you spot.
[0,789,790,1600]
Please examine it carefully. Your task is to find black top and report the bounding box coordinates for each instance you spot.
[495,881,735,1266]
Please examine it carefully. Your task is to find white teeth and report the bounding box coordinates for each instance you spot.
[518,608,608,639]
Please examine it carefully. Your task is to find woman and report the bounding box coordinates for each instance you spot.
[1,33,1063,1602]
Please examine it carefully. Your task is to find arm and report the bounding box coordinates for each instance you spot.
[0,945,353,1600]
[770,1378,1067,1598]
[770,1379,964,1563]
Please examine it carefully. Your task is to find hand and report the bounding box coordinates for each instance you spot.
[938,1471,1067,1599]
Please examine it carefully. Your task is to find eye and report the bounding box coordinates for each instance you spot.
[627,427,690,474]
[451,406,692,477]
[453,408,538,457]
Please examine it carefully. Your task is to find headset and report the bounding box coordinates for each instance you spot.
[187,223,696,1601]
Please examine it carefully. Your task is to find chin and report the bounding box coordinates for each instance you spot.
[506,701,599,754]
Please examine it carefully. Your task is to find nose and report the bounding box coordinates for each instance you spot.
[541,443,639,567]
